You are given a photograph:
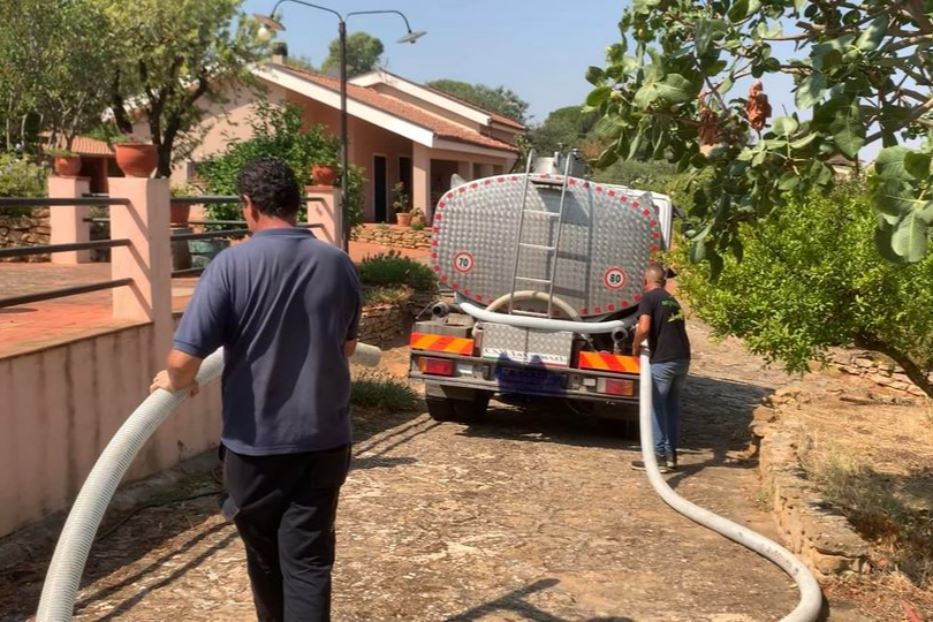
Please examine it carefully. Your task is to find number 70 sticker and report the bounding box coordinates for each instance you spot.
[603,267,627,289]
[453,251,475,274]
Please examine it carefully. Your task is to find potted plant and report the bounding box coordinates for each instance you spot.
[47,147,82,177]
[112,133,158,178]
[169,184,195,226]
[410,207,427,229]
[310,157,338,186]
[393,182,412,226]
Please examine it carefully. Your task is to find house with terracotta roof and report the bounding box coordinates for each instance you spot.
[170,56,524,224]
[46,135,117,194]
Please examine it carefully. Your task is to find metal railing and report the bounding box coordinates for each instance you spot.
[0,194,327,304]
[0,196,132,309]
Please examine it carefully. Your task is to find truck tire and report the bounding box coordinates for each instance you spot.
[424,385,491,423]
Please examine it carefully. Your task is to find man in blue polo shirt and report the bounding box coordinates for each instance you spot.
[150,156,361,621]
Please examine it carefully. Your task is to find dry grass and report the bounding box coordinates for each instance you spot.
[363,284,411,306]
[813,449,933,588]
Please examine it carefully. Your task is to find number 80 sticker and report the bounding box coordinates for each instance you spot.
[453,251,474,274]
[603,267,627,290]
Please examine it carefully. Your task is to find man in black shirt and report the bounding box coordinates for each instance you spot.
[631,264,691,472]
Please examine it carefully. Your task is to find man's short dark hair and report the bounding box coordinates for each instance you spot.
[236,156,301,219]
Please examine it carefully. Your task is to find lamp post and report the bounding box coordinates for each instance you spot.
[255,2,426,252]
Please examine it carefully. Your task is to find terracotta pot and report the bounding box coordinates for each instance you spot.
[396,212,412,227]
[170,201,191,226]
[53,155,82,177]
[311,164,337,186]
[115,143,158,178]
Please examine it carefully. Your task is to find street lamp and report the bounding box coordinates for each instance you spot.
[254,2,426,252]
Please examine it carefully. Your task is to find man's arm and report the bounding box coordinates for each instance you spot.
[150,349,203,396]
[631,314,651,356]
[344,339,358,358]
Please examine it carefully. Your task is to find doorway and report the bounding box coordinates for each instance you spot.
[373,154,387,222]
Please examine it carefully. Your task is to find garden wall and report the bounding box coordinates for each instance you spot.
[352,224,431,250]
[0,208,50,262]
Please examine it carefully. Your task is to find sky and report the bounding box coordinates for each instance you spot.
[240,0,884,159]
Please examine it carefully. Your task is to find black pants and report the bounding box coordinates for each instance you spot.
[224,444,351,622]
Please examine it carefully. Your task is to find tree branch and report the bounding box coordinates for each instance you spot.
[865,93,933,143]
[854,333,933,397]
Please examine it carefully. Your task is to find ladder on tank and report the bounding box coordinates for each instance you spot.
[507,150,576,318]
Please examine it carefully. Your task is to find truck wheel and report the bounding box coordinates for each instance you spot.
[425,387,490,424]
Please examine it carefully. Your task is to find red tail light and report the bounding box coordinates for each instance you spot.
[417,356,456,376]
[600,378,635,397]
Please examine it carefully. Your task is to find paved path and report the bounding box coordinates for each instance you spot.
[0,323,866,621]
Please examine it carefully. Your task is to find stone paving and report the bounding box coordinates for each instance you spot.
[0,324,878,621]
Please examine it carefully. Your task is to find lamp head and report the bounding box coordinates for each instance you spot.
[398,30,426,44]
[254,13,285,40]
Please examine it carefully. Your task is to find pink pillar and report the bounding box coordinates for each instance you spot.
[305,185,342,247]
[412,143,432,223]
[47,176,91,264]
[457,160,473,182]
[107,177,173,344]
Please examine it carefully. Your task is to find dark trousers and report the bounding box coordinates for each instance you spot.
[224,444,351,622]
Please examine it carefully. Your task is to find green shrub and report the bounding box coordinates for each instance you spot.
[672,181,933,394]
[410,220,425,232]
[0,153,46,216]
[363,285,410,306]
[358,251,436,292]
[351,373,420,411]
[197,102,365,226]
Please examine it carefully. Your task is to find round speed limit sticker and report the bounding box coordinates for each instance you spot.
[453,251,475,274]
[603,267,627,290]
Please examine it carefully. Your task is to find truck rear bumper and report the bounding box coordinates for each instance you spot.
[409,350,639,404]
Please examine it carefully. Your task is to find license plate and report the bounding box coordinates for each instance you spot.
[495,366,565,394]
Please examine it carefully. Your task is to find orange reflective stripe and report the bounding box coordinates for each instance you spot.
[409,332,474,355]
[578,352,640,373]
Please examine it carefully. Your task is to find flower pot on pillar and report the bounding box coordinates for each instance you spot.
[115,144,158,178]
[52,155,82,177]
[311,164,337,186]
[396,212,412,227]
[170,201,191,226]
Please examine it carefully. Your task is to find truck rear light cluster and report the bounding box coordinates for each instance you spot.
[417,356,456,376]
[599,378,635,397]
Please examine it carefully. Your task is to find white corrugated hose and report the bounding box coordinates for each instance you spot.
[637,347,822,621]
[36,344,381,621]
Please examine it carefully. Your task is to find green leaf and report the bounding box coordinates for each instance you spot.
[689,239,707,262]
[708,250,724,282]
[856,15,889,52]
[778,173,800,191]
[873,222,909,264]
[727,0,749,23]
[875,146,911,180]
[830,104,865,160]
[586,86,612,107]
[773,116,799,137]
[633,74,694,109]
[873,177,915,216]
[790,133,817,150]
[585,66,605,85]
[795,73,827,109]
[718,75,734,94]
[891,211,929,262]
[592,145,619,169]
[903,151,931,180]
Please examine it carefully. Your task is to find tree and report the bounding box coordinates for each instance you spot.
[670,182,933,397]
[97,0,267,177]
[321,32,384,78]
[198,102,366,227]
[427,80,529,124]
[586,0,933,271]
[0,0,114,152]
[527,105,598,155]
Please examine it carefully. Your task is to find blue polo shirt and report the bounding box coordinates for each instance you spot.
[173,227,362,456]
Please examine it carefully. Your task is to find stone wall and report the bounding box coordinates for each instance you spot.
[0,208,50,262]
[351,224,431,250]
[751,397,871,578]
[357,289,436,347]
[828,349,930,397]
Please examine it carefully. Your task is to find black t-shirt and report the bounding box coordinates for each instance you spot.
[637,288,691,364]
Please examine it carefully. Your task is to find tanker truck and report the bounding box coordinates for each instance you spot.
[408,150,673,427]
